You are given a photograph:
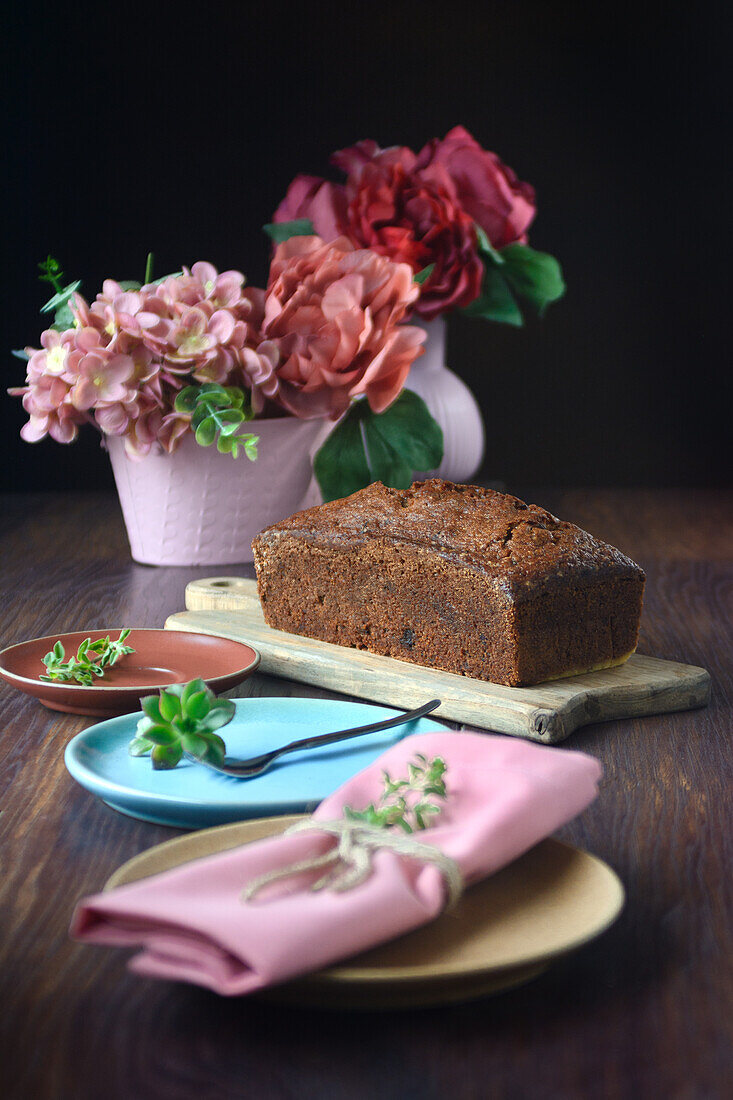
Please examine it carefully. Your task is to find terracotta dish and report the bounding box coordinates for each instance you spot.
[0,629,260,716]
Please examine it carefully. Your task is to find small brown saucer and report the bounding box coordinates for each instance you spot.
[0,629,260,716]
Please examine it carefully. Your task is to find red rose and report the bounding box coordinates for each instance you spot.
[272,175,348,241]
[343,157,483,320]
[422,126,536,248]
[272,129,538,320]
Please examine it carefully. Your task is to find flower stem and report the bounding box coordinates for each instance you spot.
[144,252,154,284]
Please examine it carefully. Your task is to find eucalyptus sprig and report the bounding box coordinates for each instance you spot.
[13,253,182,361]
[40,630,135,686]
[343,754,448,834]
[129,678,235,770]
[38,255,82,334]
[174,383,259,460]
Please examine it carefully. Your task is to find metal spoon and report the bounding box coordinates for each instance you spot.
[184,699,442,778]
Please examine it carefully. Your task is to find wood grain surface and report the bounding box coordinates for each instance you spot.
[170,577,711,743]
[1,489,731,1100]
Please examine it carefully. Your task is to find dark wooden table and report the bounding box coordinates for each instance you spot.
[1,490,731,1100]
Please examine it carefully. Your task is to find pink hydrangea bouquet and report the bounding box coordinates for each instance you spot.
[9,245,440,500]
[273,126,564,326]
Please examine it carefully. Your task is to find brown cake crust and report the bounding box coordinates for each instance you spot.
[252,480,645,687]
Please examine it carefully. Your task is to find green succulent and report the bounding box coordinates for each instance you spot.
[129,678,236,770]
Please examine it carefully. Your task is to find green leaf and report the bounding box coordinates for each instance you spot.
[135,715,154,737]
[200,702,236,731]
[191,403,208,430]
[163,683,186,698]
[149,271,182,286]
[41,280,82,315]
[158,691,181,722]
[462,266,523,326]
[474,223,504,265]
[263,219,315,244]
[38,256,63,285]
[141,696,163,723]
[195,417,217,447]
[362,417,413,488]
[500,244,566,311]
[12,349,29,361]
[217,435,236,455]
[217,410,245,434]
[181,678,207,707]
[52,303,75,332]
[143,724,179,746]
[198,385,230,407]
[202,735,227,767]
[314,392,444,502]
[181,731,208,756]
[174,386,200,414]
[118,280,142,291]
[53,641,65,659]
[128,736,153,757]
[243,435,258,460]
[366,391,443,473]
[313,403,371,502]
[225,387,245,409]
[152,742,183,770]
[185,691,210,721]
[414,263,435,285]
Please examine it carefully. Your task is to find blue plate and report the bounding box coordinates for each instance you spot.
[64,697,448,829]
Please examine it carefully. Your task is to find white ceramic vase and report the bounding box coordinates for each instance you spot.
[107,417,331,566]
[405,317,485,482]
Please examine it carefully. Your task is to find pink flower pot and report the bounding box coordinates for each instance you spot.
[107,418,331,566]
[405,317,485,482]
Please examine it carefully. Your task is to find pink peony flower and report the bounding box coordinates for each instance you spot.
[263,236,425,419]
[240,342,280,413]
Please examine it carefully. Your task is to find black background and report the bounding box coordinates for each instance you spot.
[2,1,730,492]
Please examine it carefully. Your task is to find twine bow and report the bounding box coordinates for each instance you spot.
[240,818,464,909]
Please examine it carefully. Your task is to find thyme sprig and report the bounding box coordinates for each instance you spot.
[40,630,135,686]
[343,753,448,834]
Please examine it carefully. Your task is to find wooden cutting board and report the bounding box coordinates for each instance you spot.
[165,577,711,744]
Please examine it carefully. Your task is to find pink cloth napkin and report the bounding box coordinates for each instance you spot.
[71,731,602,995]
